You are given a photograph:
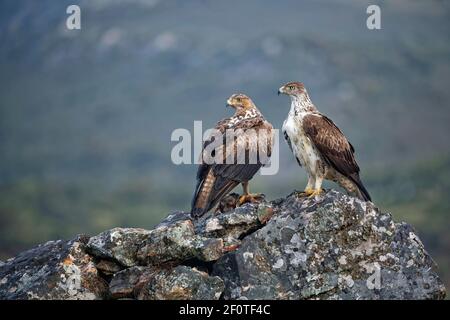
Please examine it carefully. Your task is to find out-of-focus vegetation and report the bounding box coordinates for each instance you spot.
[0,0,448,295]
[0,178,190,258]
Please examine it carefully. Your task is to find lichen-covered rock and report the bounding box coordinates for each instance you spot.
[0,189,446,300]
[197,203,274,248]
[0,236,108,300]
[138,265,224,300]
[137,216,224,265]
[109,266,155,299]
[87,228,151,267]
[213,190,446,300]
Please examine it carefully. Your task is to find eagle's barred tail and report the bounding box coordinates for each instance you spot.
[191,171,216,218]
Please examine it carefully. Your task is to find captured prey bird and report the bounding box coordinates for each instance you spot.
[278,82,371,201]
[191,94,274,218]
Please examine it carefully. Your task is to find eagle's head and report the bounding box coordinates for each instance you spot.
[226,93,256,112]
[278,81,307,97]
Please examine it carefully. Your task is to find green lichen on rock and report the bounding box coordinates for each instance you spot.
[0,190,446,300]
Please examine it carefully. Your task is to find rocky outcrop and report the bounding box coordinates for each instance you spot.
[212,192,445,299]
[0,190,446,300]
[0,236,108,300]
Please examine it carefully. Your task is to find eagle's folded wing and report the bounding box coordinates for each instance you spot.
[302,114,359,176]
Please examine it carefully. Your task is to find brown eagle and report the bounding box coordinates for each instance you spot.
[278,82,371,201]
[191,94,274,218]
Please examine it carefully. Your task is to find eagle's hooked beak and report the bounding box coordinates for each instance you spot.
[278,87,284,95]
[226,98,233,108]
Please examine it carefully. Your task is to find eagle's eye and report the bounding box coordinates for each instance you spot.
[289,86,295,90]
[236,98,242,103]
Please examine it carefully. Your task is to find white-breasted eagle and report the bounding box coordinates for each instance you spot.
[278,82,371,201]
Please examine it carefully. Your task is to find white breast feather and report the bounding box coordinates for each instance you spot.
[283,112,321,176]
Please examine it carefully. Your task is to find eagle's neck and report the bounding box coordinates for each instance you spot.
[289,92,317,116]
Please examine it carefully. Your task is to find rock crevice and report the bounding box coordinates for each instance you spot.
[0,190,446,300]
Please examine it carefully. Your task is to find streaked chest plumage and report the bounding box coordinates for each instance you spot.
[282,112,322,174]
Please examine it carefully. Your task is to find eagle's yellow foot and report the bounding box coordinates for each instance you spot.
[308,189,323,198]
[238,193,264,205]
[303,188,315,196]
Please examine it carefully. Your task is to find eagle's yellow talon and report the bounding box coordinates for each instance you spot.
[308,189,323,197]
[238,195,247,206]
[238,193,264,205]
[304,188,314,196]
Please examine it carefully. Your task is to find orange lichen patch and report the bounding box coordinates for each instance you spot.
[62,256,74,266]
[223,244,239,252]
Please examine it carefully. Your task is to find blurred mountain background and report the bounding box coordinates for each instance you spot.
[0,0,449,292]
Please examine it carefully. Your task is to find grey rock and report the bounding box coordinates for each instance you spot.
[213,190,446,300]
[109,266,155,299]
[0,260,4,267]
[95,260,123,276]
[138,265,224,300]
[198,202,274,248]
[87,228,151,267]
[155,210,192,228]
[0,236,108,300]
[137,217,223,265]
[0,189,445,300]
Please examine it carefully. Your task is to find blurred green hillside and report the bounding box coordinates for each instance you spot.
[0,0,449,295]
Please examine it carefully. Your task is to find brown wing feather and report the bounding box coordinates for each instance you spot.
[303,114,359,176]
[302,114,371,201]
[191,116,273,218]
